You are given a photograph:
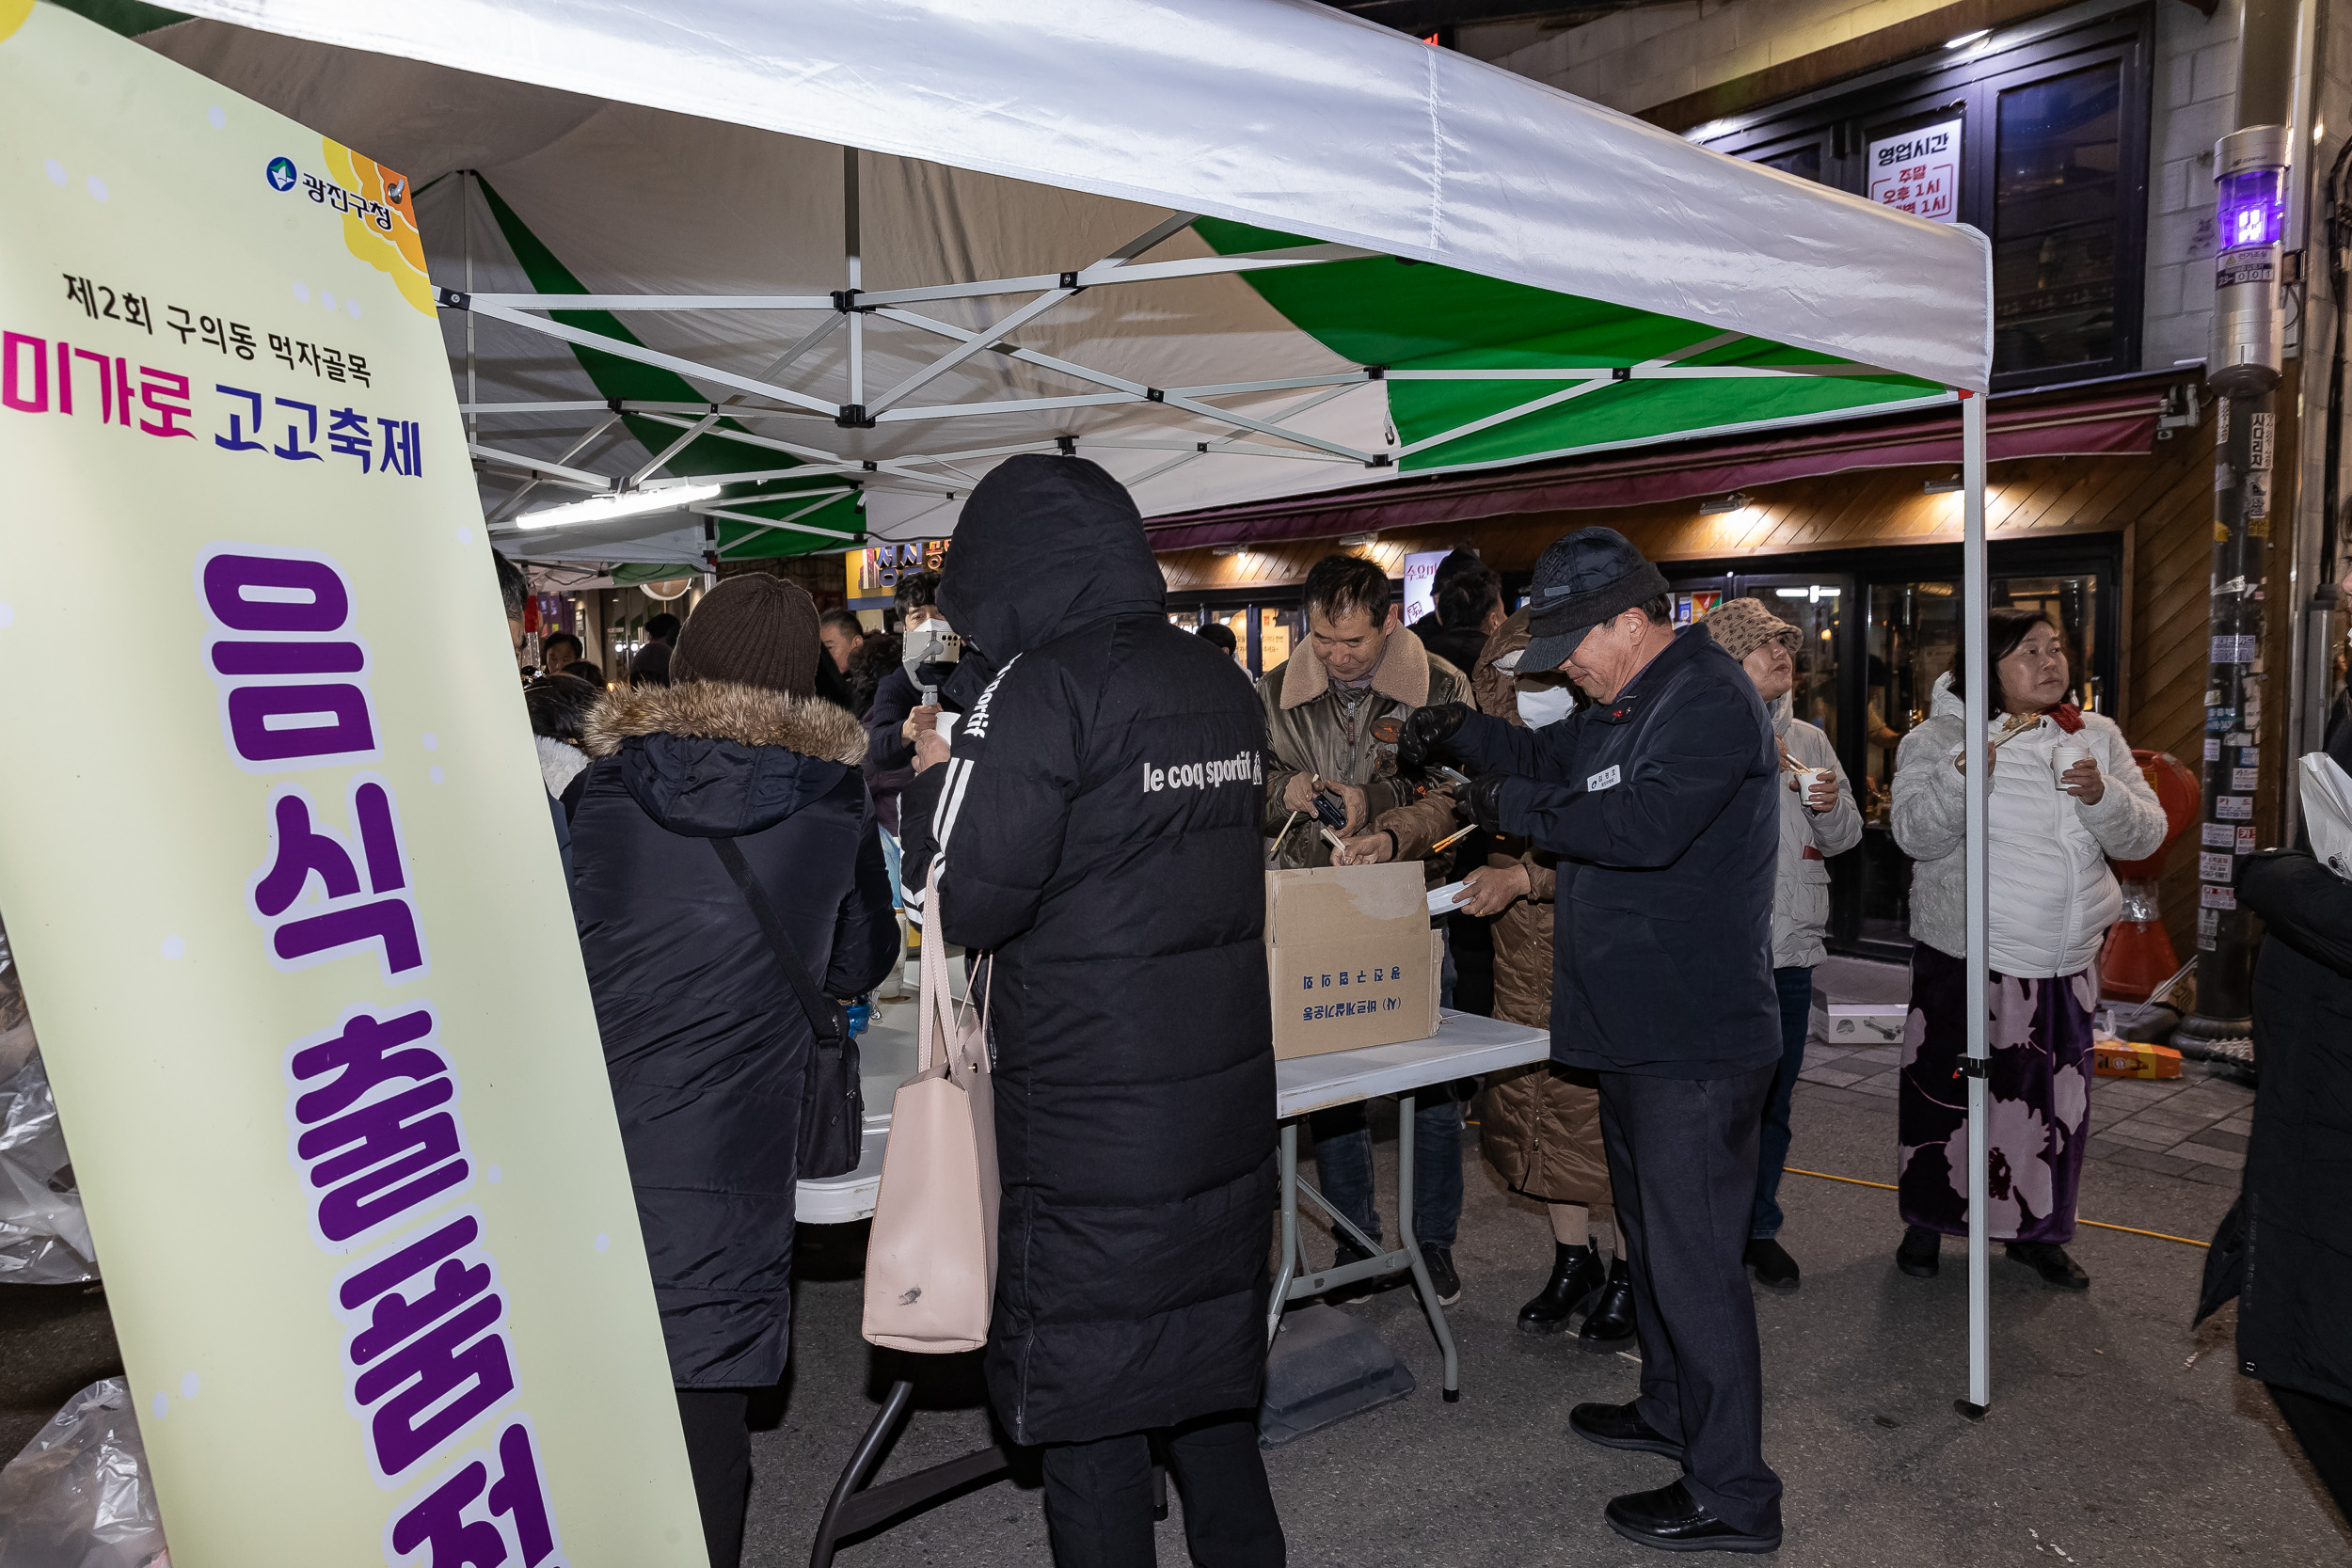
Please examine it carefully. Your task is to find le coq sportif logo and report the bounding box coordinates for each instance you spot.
[1143,750,1261,793]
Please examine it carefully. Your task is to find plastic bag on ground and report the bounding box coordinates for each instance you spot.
[0,1052,98,1284]
[0,1379,169,1568]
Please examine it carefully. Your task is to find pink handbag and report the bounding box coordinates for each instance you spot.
[861,926,999,1352]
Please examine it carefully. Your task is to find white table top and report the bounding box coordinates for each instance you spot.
[795,1002,1553,1226]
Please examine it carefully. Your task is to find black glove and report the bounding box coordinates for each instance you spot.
[1463,772,1509,832]
[1398,702,1473,773]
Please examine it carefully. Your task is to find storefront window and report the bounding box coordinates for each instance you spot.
[1260,607,1297,673]
[1993,62,2124,377]
[1854,570,2104,946]
[1703,13,2148,390]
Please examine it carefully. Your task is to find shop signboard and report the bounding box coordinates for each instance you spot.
[1402,549,1447,626]
[849,536,950,600]
[1867,119,1962,223]
[0,7,702,1564]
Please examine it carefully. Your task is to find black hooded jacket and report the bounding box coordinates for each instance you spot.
[2233,848,2352,1406]
[569,680,898,1388]
[908,454,1276,1446]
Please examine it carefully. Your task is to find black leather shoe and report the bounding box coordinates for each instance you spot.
[1420,1243,1462,1306]
[1519,1243,1605,1335]
[1605,1481,1782,1554]
[2006,1241,2090,1291]
[1743,1237,1800,1291]
[1897,1225,1940,1279]
[1578,1257,1636,1351]
[1569,1401,1684,1461]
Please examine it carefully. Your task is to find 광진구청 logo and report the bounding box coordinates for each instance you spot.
[265,155,297,192]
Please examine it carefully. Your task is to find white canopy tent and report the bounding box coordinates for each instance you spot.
[132,0,2002,1413]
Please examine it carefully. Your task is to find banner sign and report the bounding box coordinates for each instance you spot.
[0,7,702,1564]
[1867,119,1962,223]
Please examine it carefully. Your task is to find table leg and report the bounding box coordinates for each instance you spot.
[1268,1121,1299,1344]
[807,1376,1014,1568]
[1394,1091,1460,1402]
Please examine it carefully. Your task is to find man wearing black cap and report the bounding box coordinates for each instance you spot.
[1403,526,1785,1553]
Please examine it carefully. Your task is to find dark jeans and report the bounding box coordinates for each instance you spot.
[1310,1087,1463,1250]
[1750,965,1814,1240]
[675,1387,751,1568]
[1600,1065,1784,1538]
[2271,1385,2352,1526]
[1040,1411,1285,1567]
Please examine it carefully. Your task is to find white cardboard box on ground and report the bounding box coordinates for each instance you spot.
[1825,1003,1909,1045]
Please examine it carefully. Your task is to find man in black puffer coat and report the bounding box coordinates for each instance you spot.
[903,454,1283,1567]
[569,574,898,1568]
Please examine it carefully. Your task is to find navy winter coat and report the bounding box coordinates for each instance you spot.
[1448,625,1780,1079]
[914,454,1276,1446]
[570,680,898,1387]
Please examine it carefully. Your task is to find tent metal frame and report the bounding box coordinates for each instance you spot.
[446,150,1927,559]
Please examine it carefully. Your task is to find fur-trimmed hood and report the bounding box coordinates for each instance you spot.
[582,680,866,767]
[1277,621,1438,710]
[581,679,868,840]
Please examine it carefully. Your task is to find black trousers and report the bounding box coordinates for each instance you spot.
[2270,1384,2352,1523]
[675,1388,751,1568]
[1040,1410,1284,1567]
[1598,1065,1784,1537]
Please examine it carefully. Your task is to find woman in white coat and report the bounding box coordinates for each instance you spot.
[1890,608,2166,1290]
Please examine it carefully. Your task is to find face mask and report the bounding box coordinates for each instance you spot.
[1516,683,1577,729]
[902,617,961,679]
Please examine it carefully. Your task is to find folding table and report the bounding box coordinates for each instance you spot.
[797,1005,1552,1563]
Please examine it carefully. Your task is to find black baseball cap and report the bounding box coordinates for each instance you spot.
[1520,527,1670,672]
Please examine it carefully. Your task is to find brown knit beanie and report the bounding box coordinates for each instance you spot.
[670,575,821,696]
[1703,596,1802,664]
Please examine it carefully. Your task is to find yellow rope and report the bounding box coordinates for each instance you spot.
[1783,1167,2211,1249]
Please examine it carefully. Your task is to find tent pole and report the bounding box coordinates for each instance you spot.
[1960,388,1991,1420]
[845,145,863,410]
[464,169,477,445]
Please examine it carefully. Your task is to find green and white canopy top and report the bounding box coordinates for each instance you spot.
[140,0,1994,567]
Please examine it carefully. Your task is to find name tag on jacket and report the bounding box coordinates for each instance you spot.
[1587,765,1622,792]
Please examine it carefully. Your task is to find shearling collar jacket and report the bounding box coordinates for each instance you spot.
[1258,624,1471,869]
[583,680,867,840]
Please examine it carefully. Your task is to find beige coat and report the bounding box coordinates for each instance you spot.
[1463,611,1613,1219]
[1258,623,1469,871]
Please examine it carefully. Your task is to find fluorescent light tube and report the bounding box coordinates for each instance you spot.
[516,483,722,531]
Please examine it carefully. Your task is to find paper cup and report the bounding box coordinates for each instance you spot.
[2050,741,2092,790]
[935,711,961,742]
[1790,766,1831,805]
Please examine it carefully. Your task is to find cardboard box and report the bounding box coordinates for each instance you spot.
[2093,1035,2183,1080]
[1825,1004,1909,1045]
[1266,863,1440,1060]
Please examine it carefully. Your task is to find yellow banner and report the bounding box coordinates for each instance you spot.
[0,8,701,1564]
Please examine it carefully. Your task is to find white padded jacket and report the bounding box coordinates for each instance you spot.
[1771,694,1862,969]
[1891,674,2167,977]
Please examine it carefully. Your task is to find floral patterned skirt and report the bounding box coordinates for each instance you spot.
[1897,942,2095,1244]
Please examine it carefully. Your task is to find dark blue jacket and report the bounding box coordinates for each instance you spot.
[1448,626,1779,1078]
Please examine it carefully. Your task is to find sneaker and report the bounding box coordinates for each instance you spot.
[1324,1235,1382,1305]
[1420,1243,1462,1307]
[2006,1241,2090,1291]
[1743,1237,1801,1291]
[1896,1225,1941,1279]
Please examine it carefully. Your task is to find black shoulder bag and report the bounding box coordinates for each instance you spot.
[708,837,865,1180]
